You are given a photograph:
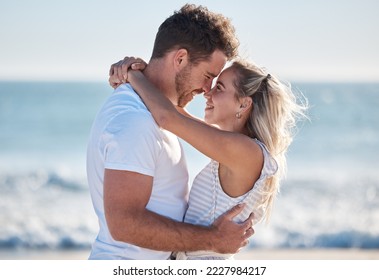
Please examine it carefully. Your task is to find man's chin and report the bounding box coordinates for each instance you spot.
[178,95,194,107]
[177,101,189,108]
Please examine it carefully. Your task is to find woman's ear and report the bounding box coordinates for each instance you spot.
[239,96,253,114]
[174,48,189,70]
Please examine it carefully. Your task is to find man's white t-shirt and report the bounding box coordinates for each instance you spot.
[86,84,189,259]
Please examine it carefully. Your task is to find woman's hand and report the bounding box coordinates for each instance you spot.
[109,56,147,88]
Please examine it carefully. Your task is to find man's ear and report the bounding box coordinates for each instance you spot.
[174,48,189,70]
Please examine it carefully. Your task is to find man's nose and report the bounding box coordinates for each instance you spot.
[202,79,213,93]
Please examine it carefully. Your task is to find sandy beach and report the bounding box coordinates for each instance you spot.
[1,248,378,260]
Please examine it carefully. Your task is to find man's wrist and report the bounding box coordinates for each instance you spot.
[203,225,219,252]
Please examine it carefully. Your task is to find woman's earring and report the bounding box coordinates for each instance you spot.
[236,112,242,119]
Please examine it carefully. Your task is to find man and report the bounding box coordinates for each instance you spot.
[87,4,253,260]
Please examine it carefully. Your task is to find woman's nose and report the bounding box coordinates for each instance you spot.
[204,87,214,100]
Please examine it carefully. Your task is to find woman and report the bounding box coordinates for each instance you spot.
[110,58,307,259]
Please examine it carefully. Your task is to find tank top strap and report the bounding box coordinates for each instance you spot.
[253,138,278,178]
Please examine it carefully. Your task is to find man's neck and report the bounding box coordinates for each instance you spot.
[144,59,178,105]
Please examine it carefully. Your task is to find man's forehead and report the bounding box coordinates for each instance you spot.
[193,50,227,76]
[208,50,228,75]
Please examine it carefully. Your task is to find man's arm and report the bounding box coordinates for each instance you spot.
[104,169,253,254]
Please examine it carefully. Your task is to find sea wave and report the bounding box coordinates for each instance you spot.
[1,168,378,250]
[1,225,378,250]
[250,229,379,249]
[0,169,88,193]
[0,169,97,250]
[0,227,93,249]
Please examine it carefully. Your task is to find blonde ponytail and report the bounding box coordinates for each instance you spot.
[231,60,308,222]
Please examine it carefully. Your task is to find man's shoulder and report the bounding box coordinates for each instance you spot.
[113,83,135,95]
[111,84,145,106]
[102,84,152,119]
[92,84,156,136]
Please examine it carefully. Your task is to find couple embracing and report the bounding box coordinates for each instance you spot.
[87,4,306,260]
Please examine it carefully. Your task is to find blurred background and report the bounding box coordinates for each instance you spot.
[0,0,378,258]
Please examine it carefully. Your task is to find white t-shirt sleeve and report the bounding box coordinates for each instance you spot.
[103,110,160,177]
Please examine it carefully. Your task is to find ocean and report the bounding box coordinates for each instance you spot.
[0,81,378,253]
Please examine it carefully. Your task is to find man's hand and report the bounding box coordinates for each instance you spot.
[109,56,147,88]
[210,204,255,254]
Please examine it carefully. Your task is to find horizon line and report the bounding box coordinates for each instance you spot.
[1,79,379,84]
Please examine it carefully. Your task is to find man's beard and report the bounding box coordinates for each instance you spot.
[175,65,194,107]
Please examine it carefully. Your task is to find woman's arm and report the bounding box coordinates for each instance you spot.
[175,105,214,125]
[109,56,147,88]
[128,70,260,172]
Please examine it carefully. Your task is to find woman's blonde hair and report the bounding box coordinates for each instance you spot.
[230,60,308,222]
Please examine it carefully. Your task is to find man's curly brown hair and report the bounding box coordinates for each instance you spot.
[151,4,239,64]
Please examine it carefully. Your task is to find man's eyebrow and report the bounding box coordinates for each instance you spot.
[206,71,218,78]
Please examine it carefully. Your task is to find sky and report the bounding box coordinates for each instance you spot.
[0,0,378,82]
